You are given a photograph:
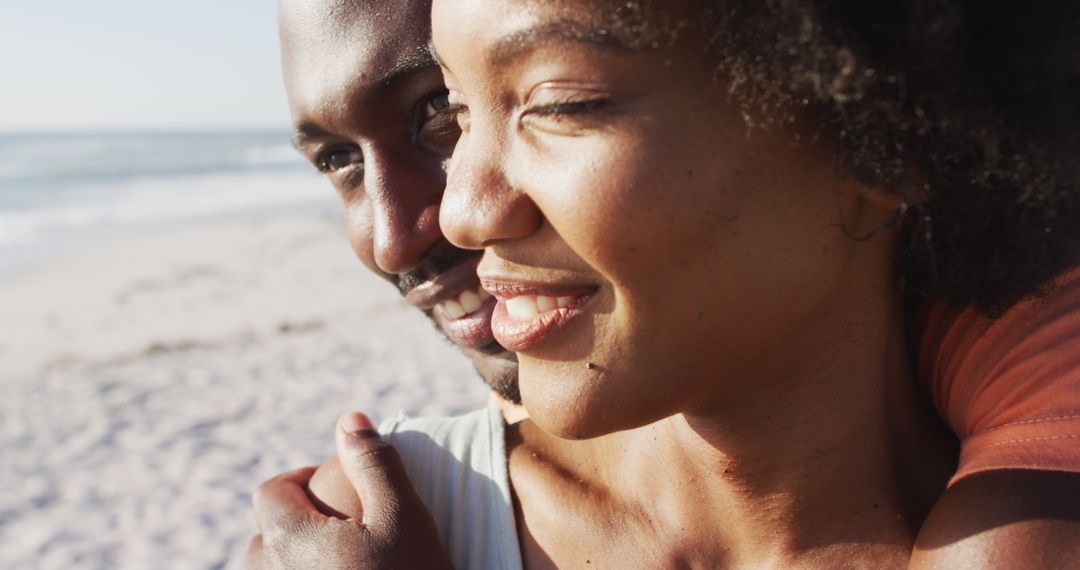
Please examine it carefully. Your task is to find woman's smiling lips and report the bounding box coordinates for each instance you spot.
[482,279,598,352]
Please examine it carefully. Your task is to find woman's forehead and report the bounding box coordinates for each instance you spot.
[432,0,700,71]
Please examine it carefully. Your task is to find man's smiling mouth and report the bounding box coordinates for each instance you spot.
[435,286,492,318]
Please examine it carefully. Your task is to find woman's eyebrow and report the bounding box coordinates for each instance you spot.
[431,19,632,72]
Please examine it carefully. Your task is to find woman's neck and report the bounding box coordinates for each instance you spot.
[511,274,956,568]
[622,288,955,565]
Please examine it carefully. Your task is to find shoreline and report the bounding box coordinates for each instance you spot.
[0,168,335,276]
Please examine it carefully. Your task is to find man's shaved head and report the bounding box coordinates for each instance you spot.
[280,0,434,121]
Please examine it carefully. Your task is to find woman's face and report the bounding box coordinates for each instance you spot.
[433,0,894,438]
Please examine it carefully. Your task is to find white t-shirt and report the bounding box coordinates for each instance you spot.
[380,408,523,570]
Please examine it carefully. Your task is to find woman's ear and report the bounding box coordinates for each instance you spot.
[837,180,911,242]
[855,184,907,211]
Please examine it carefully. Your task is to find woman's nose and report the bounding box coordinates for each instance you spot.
[440,130,542,250]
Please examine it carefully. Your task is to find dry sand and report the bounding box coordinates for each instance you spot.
[0,209,487,569]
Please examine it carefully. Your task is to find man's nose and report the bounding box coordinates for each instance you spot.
[364,147,444,275]
[440,129,541,250]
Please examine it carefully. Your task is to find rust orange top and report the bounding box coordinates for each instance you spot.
[920,268,1080,486]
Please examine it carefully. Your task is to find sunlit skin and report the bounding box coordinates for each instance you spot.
[279,0,523,514]
[279,0,518,392]
[256,1,1080,568]
[434,0,955,566]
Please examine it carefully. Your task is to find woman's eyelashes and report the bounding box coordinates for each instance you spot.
[527,98,610,117]
[437,94,611,134]
[521,84,616,134]
[521,96,612,137]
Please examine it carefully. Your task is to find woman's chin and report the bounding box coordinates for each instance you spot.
[528,411,608,441]
[518,367,650,441]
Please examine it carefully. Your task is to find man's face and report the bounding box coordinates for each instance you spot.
[279,0,518,401]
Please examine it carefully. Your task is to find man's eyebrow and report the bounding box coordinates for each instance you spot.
[291,48,440,150]
[359,47,439,104]
[291,121,333,150]
[379,47,438,85]
[431,20,632,71]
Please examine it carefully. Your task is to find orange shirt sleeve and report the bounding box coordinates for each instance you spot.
[919,268,1080,486]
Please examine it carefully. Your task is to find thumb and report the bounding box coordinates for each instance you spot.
[335,412,421,529]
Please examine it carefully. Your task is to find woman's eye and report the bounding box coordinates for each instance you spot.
[529,99,609,119]
[317,147,363,173]
[521,97,611,136]
[521,83,614,134]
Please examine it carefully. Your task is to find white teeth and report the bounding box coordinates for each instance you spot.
[438,288,491,320]
[459,290,483,314]
[505,294,578,318]
[536,296,557,312]
[506,296,539,318]
[442,299,467,319]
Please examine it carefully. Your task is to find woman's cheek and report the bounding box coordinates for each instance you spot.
[531,138,654,270]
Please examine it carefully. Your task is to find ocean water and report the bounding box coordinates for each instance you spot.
[0,131,336,270]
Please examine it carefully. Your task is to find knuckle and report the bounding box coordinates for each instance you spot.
[349,438,399,470]
[250,485,280,516]
[250,488,269,514]
[251,476,283,506]
[354,438,401,470]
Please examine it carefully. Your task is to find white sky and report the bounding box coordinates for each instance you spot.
[0,1,291,132]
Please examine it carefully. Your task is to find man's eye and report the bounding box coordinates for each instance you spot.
[419,91,462,154]
[423,91,451,120]
[316,147,363,173]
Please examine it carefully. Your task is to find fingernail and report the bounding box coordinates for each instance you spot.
[339,412,375,434]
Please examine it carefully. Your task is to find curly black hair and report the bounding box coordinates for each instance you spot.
[699,1,1080,316]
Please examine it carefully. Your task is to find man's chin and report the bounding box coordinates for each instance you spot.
[467,349,521,405]
[423,303,521,403]
[455,337,520,405]
[470,341,517,359]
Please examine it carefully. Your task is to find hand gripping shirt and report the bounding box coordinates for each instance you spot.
[379,408,523,570]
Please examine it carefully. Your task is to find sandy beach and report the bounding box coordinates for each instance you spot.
[0,208,488,569]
